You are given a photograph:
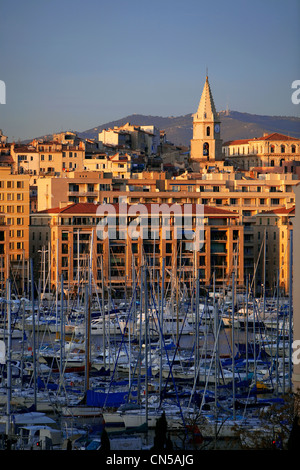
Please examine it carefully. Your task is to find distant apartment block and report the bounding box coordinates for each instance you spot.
[98,122,160,156]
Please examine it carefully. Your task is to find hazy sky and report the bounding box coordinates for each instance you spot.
[0,0,299,141]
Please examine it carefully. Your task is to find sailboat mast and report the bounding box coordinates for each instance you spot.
[6,279,11,436]
[144,264,148,427]
[288,228,293,390]
[160,257,165,397]
[30,259,37,410]
[232,271,236,420]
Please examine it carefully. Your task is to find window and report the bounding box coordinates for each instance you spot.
[281,145,285,153]
[203,142,209,157]
[206,126,210,136]
[291,145,296,154]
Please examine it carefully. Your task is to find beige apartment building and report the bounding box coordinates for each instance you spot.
[83,152,132,178]
[9,136,86,181]
[36,170,165,212]
[223,132,300,170]
[33,202,243,297]
[252,206,294,295]
[0,167,30,293]
[34,167,297,292]
[98,123,160,156]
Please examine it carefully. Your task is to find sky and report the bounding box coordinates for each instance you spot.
[0,0,299,141]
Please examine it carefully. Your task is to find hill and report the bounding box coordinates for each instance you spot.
[77,110,300,147]
[23,111,300,146]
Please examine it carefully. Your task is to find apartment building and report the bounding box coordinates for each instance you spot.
[35,168,298,289]
[83,153,132,178]
[9,137,86,179]
[33,202,243,297]
[98,123,160,156]
[223,132,300,170]
[252,206,294,295]
[0,167,30,293]
[36,170,166,212]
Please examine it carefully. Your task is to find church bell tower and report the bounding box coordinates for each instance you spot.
[190,76,222,165]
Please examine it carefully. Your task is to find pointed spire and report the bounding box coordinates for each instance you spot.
[194,76,218,121]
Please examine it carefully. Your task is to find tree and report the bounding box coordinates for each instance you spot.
[237,390,300,450]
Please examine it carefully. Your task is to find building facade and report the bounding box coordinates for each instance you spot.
[0,167,30,293]
[223,132,300,170]
[34,202,243,297]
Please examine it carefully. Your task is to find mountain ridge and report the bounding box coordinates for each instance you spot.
[77,110,300,146]
[23,110,300,146]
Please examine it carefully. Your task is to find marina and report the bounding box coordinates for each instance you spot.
[0,257,294,451]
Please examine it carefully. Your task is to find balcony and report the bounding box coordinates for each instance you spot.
[68,191,98,197]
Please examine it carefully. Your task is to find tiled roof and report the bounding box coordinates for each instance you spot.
[223,139,250,146]
[224,132,300,146]
[38,202,239,217]
[259,206,295,216]
[0,154,14,163]
[257,133,300,142]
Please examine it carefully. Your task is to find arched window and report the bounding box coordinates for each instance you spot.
[291,145,296,154]
[203,142,209,157]
[281,145,285,153]
[280,158,284,167]
[270,145,275,153]
[270,160,274,167]
[206,126,210,136]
